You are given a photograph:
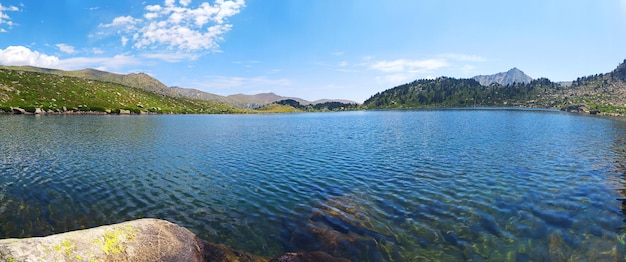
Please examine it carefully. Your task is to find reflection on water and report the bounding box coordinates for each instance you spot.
[1,110,626,261]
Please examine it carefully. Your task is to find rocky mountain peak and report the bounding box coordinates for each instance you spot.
[472,68,533,86]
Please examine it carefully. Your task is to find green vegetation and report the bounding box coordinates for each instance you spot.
[270,99,359,112]
[0,68,246,114]
[3,59,626,116]
[363,77,564,109]
[363,59,626,116]
[256,103,303,113]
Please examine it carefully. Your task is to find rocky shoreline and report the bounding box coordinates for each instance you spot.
[3,105,625,117]
[0,106,160,115]
[0,218,348,262]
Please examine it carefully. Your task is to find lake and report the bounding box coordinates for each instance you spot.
[1,109,626,261]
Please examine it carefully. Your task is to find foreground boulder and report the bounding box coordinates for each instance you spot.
[0,218,264,262]
[0,218,348,262]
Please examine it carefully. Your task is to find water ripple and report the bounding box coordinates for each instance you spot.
[1,111,626,260]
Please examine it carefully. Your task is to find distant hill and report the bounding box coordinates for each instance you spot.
[472,68,533,86]
[225,92,303,108]
[170,86,237,105]
[1,66,358,109]
[0,66,180,97]
[364,59,626,115]
[558,59,626,114]
[363,76,561,109]
[175,89,359,109]
[0,67,243,114]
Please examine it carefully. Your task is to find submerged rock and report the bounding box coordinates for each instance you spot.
[290,195,396,260]
[270,251,350,262]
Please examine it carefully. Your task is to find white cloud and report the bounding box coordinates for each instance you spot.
[56,43,76,54]
[56,55,141,70]
[0,46,141,71]
[121,36,129,46]
[369,59,449,73]
[100,15,141,28]
[92,48,104,54]
[0,46,60,67]
[101,0,245,53]
[0,3,19,31]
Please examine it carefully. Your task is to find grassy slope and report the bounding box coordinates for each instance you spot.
[0,68,246,114]
[0,66,179,97]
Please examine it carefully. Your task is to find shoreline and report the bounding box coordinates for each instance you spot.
[1,105,625,118]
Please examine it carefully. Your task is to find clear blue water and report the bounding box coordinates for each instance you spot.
[1,109,626,261]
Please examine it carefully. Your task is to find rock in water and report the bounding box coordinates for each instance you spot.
[0,218,264,262]
[0,218,347,262]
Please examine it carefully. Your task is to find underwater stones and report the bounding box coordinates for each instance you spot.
[290,195,395,261]
[199,240,266,262]
[548,230,568,262]
[269,251,350,262]
[0,218,351,262]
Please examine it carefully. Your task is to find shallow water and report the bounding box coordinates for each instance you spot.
[1,109,625,261]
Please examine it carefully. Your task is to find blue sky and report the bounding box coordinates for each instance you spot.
[0,0,625,102]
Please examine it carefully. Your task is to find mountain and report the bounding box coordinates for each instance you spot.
[364,59,626,115]
[170,86,237,105]
[2,65,357,109]
[472,68,533,86]
[558,59,626,114]
[363,76,561,109]
[225,93,359,108]
[225,92,302,108]
[0,66,179,97]
[0,67,243,114]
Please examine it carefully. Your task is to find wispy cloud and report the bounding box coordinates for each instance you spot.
[0,3,20,32]
[369,59,449,73]
[360,53,487,85]
[141,52,199,62]
[99,0,245,55]
[193,75,291,90]
[331,51,344,56]
[57,55,142,71]
[441,53,487,62]
[56,43,76,54]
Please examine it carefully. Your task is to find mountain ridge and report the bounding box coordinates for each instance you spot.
[364,59,626,116]
[0,65,357,108]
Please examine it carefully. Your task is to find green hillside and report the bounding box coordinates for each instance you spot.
[0,66,179,97]
[0,68,245,114]
[363,59,626,116]
[363,77,563,109]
